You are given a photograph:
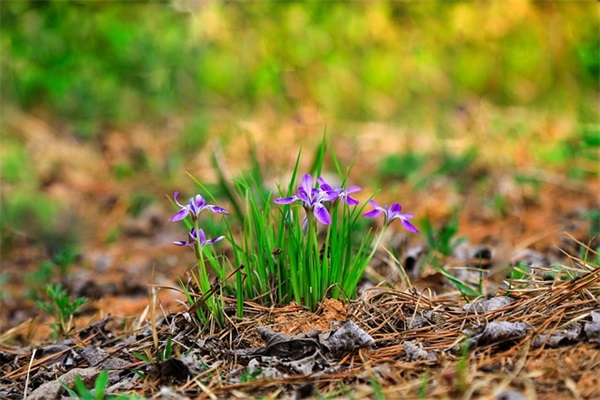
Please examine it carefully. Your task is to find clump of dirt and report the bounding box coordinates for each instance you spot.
[271,298,347,335]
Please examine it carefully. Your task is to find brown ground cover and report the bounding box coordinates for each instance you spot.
[1,112,599,399]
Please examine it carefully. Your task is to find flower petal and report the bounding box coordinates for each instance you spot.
[316,177,329,187]
[313,204,331,225]
[197,229,206,244]
[301,174,314,195]
[205,235,225,245]
[345,196,360,206]
[368,199,382,208]
[169,208,189,222]
[207,205,230,215]
[363,209,382,218]
[389,203,402,215]
[320,189,338,203]
[345,185,361,194]
[274,196,297,205]
[172,191,184,207]
[320,183,335,194]
[296,189,311,204]
[402,219,420,233]
[193,194,206,208]
[188,228,198,240]
[189,195,205,216]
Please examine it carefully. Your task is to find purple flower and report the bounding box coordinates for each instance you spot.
[317,177,361,205]
[274,174,336,225]
[363,200,419,233]
[169,191,229,222]
[173,228,225,247]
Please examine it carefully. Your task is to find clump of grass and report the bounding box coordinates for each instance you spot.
[168,137,420,326]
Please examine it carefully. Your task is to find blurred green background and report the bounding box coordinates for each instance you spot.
[1,0,598,252]
[2,1,598,131]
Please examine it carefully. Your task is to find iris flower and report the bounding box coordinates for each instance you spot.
[363,200,419,233]
[173,228,225,247]
[274,174,337,225]
[169,191,229,222]
[317,177,361,205]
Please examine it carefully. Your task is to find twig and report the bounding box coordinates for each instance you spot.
[22,348,36,400]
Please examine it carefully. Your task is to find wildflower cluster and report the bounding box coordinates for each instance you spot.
[270,173,418,309]
[169,169,419,319]
[274,174,361,225]
[274,173,418,231]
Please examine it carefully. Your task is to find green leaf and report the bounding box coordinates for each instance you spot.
[94,370,109,400]
[58,379,80,397]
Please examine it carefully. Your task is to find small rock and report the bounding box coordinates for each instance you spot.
[463,296,514,313]
[584,310,600,344]
[403,340,436,362]
[28,367,100,400]
[321,321,375,354]
[533,323,582,348]
[466,321,530,348]
[511,249,547,268]
[496,390,526,400]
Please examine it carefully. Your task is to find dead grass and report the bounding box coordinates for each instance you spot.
[1,252,598,399]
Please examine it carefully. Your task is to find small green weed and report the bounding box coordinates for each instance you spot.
[379,151,427,182]
[239,368,262,383]
[370,375,385,400]
[418,372,430,399]
[59,370,143,400]
[36,283,87,338]
[454,340,470,394]
[509,263,529,280]
[0,273,8,303]
[434,148,478,180]
[582,208,600,237]
[421,213,463,258]
[25,261,54,300]
[60,370,109,400]
[50,247,79,278]
[514,174,542,203]
[580,245,600,269]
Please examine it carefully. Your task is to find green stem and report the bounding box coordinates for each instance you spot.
[343,225,388,296]
[367,226,388,264]
[192,220,216,324]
